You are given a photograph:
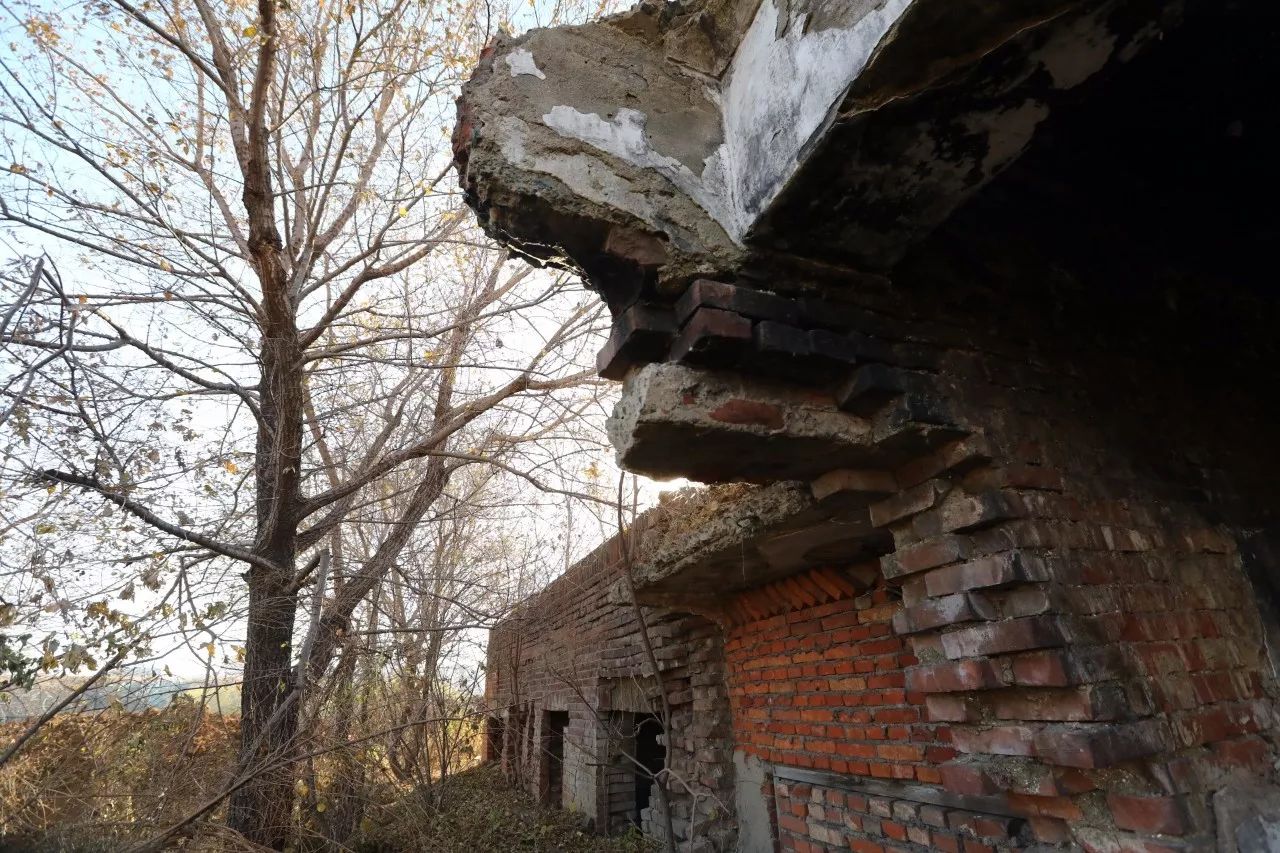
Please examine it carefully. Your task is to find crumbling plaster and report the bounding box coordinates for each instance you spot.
[720,0,913,232]
[458,0,919,284]
[456,0,1163,294]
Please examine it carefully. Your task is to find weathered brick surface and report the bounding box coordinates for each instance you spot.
[771,776,1029,852]
[724,573,942,784]
[494,255,1280,851]
[485,526,736,848]
[848,336,1277,849]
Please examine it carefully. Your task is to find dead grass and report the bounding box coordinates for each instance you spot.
[355,764,656,853]
[0,711,653,853]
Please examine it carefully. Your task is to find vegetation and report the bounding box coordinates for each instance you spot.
[0,0,634,848]
[0,709,654,852]
[359,764,655,853]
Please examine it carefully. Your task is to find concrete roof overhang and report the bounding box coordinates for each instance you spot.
[454,0,1178,303]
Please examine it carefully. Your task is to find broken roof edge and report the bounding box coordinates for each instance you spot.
[488,482,770,633]
[455,0,1176,297]
[452,0,925,299]
[632,480,816,587]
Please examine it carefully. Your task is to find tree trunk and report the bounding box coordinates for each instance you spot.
[227,573,301,846]
[321,640,363,845]
[227,222,305,845]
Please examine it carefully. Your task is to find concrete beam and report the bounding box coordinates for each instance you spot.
[456,0,1170,293]
[632,481,894,600]
[606,362,964,484]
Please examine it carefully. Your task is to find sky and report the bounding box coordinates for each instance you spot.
[0,0,685,688]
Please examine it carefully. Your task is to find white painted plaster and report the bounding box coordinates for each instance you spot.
[564,716,596,816]
[719,0,913,233]
[532,0,913,244]
[541,105,735,237]
[733,750,774,853]
[542,106,686,175]
[505,48,546,80]
[1036,9,1116,89]
[976,101,1048,175]
[497,115,662,224]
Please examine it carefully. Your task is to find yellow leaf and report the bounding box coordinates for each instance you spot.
[316,802,327,813]
[222,460,238,474]
[242,24,257,36]
[77,294,87,305]
[203,642,216,658]
[233,645,246,662]
[398,206,409,217]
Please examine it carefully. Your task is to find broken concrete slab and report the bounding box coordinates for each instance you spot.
[607,362,964,484]
[456,0,1169,301]
[632,481,892,603]
[606,362,874,483]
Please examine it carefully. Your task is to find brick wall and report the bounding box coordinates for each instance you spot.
[796,261,1280,850]
[659,261,1280,849]
[489,259,1280,850]
[772,776,1029,853]
[724,570,945,785]
[485,526,737,850]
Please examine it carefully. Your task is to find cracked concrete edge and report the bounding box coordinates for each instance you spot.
[454,4,746,293]
[453,0,946,288]
[634,479,817,591]
[605,362,872,481]
[456,0,1176,285]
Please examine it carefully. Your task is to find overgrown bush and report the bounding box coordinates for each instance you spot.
[0,701,237,849]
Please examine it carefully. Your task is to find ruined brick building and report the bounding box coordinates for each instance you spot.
[457,0,1280,849]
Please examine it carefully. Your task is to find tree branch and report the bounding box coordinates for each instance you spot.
[40,469,277,572]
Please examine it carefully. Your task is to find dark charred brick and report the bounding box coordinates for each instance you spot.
[675,279,800,326]
[1033,721,1169,768]
[808,329,896,366]
[596,302,676,379]
[835,363,907,415]
[668,306,752,366]
[746,320,835,383]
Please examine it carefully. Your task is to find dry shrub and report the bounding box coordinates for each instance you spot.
[356,763,654,853]
[0,699,237,850]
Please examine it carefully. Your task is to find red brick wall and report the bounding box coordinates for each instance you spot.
[490,267,1280,851]
[724,570,948,786]
[707,270,1280,850]
[772,776,1027,853]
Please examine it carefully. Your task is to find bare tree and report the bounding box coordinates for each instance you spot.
[0,0,610,845]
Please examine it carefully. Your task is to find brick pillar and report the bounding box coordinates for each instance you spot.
[872,422,1275,849]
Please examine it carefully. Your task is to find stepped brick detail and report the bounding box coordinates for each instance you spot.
[464,0,1280,849]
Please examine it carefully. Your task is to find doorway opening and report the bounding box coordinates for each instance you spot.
[485,716,504,763]
[545,710,568,808]
[632,713,665,826]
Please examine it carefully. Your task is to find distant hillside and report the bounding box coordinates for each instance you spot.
[0,673,240,722]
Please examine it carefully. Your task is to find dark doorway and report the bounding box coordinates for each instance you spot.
[485,716,504,763]
[545,711,568,807]
[632,713,665,825]
[1242,527,1280,680]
